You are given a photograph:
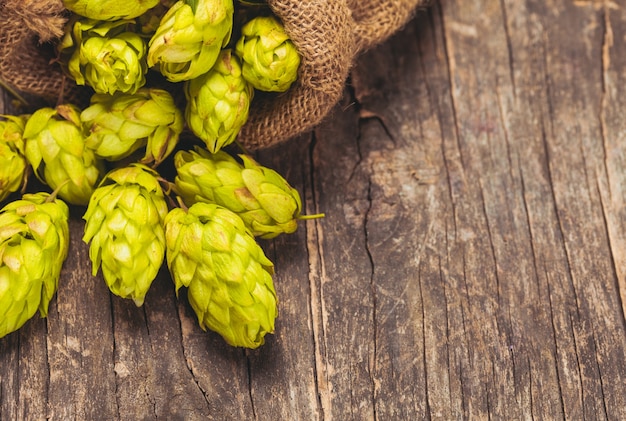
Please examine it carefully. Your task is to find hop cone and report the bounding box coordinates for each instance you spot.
[185,49,253,153]
[63,0,160,20]
[235,15,300,92]
[147,0,234,82]
[0,115,28,203]
[0,192,69,338]
[59,17,148,95]
[81,88,184,166]
[174,146,312,239]
[23,105,104,206]
[83,164,169,306]
[165,202,277,348]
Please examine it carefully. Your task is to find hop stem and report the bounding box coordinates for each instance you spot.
[175,195,189,212]
[0,78,28,107]
[185,0,199,12]
[46,179,71,202]
[298,212,325,220]
[20,166,32,195]
[233,139,251,156]
[158,177,183,209]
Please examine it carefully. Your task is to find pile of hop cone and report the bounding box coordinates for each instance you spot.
[0,0,321,349]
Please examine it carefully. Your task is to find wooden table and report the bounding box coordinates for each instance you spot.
[2,0,626,419]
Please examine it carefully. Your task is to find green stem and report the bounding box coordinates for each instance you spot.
[298,212,325,220]
[157,177,176,195]
[46,179,71,202]
[20,166,32,195]
[233,139,252,156]
[0,78,29,108]
[185,0,199,13]
[176,195,189,212]
[158,177,181,209]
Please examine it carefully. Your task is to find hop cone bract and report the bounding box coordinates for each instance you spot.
[59,17,148,95]
[147,0,234,82]
[165,202,277,348]
[235,15,300,92]
[63,0,160,21]
[0,115,28,203]
[23,105,104,206]
[185,49,253,153]
[83,164,169,306]
[174,146,304,238]
[81,88,184,166]
[0,193,69,338]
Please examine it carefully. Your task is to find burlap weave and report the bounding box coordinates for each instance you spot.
[0,0,429,150]
[0,0,82,104]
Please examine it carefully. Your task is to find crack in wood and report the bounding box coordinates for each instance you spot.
[305,173,331,420]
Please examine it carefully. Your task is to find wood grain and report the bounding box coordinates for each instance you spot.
[1,0,626,419]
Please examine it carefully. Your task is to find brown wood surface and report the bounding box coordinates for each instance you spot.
[2,0,626,419]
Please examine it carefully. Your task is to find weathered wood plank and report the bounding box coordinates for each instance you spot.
[1,1,626,419]
[46,218,118,419]
[350,0,626,419]
[598,0,626,333]
[305,96,382,420]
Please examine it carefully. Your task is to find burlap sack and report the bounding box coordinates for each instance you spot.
[0,0,429,150]
[0,0,76,104]
[240,0,429,150]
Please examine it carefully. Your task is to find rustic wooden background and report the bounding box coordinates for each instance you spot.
[2,0,626,419]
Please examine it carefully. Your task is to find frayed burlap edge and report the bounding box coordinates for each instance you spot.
[0,0,87,105]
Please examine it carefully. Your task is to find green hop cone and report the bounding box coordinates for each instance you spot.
[235,15,300,92]
[165,202,277,348]
[174,146,322,239]
[83,164,169,306]
[23,105,104,206]
[59,17,148,95]
[81,88,184,166]
[63,0,160,20]
[185,49,253,153]
[0,115,28,203]
[147,0,234,82]
[0,192,70,338]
